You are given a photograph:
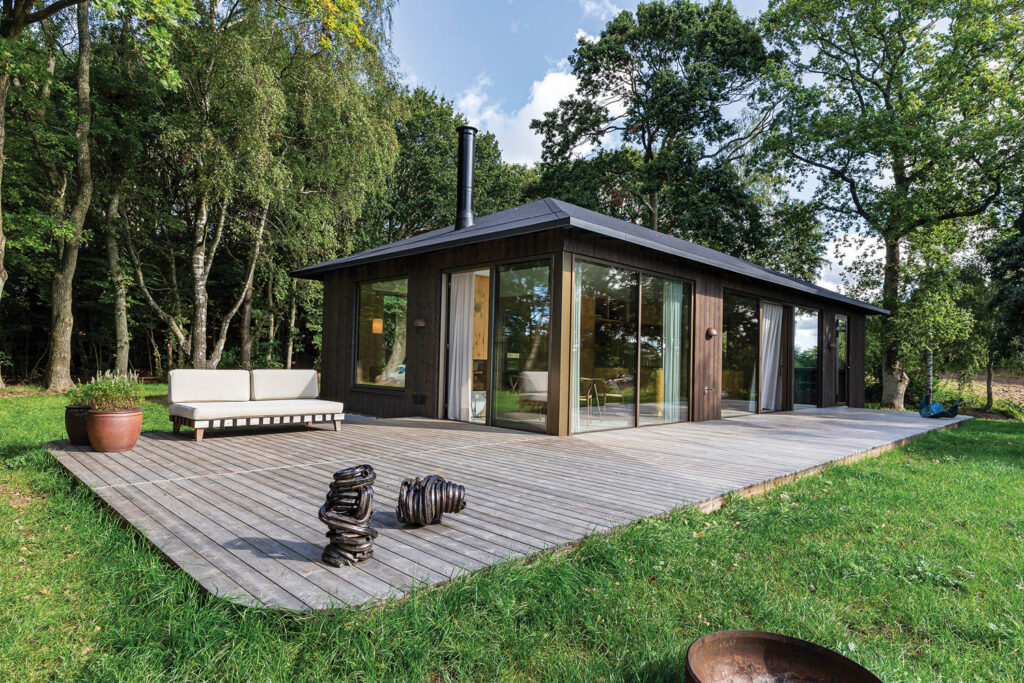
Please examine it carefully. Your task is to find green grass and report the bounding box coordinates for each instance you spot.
[1,387,1023,681]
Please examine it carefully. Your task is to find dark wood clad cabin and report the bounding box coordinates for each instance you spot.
[293,197,886,436]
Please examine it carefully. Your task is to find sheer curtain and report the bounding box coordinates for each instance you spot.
[570,261,582,433]
[446,272,475,421]
[760,302,784,412]
[662,280,684,422]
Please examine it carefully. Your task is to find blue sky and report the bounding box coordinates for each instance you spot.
[389,0,857,290]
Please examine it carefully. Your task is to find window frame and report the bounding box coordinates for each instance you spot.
[352,275,411,393]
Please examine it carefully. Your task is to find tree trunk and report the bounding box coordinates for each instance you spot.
[0,71,9,390]
[104,189,129,374]
[285,287,297,370]
[985,347,994,412]
[265,277,275,366]
[190,193,211,368]
[926,346,933,398]
[879,235,908,409]
[240,283,254,369]
[45,2,93,392]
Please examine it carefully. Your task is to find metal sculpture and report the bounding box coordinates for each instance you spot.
[319,464,378,567]
[396,475,466,526]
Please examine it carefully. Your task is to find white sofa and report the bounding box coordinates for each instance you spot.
[168,369,345,441]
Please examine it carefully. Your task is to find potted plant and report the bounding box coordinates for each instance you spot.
[64,384,91,446]
[85,371,144,452]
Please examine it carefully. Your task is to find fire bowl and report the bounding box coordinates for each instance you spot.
[684,630,881,683]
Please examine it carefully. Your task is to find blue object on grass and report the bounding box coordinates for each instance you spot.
[919,393,961,419]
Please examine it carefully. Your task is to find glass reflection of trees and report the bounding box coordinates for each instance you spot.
[356,278,408,387]
[793,308,819,408]
[722,292,759,416]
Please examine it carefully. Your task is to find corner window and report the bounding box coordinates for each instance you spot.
[356,278,408,388]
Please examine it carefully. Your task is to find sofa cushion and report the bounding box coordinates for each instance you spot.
[250,369,319,400]
[168,369,251,404]
[169,398,344,421]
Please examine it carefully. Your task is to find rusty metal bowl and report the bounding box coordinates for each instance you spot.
[685,630,882,683]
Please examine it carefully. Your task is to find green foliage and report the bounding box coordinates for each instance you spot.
[531,0,825,280]
[931,380,1024,421]
[77,370,143,411]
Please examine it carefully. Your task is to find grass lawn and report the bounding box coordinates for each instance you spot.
[1,387,1023,681]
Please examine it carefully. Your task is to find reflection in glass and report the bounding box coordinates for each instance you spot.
[836,314,849,405]
[492,261,551,430]
[793,308,819,409]
[722,292,759,417]
[639,275,691,425]
[355,278,408,387]
[572,261,638,431]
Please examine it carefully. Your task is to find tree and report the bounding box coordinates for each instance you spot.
[761,0,1024,408]
[530,0,825,280]
[358,87,532,249]
[985,207,1024,396]
[531,0,770,232]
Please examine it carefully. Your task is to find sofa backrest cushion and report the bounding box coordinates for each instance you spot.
[250,369,319,400]
[168,369,251,404]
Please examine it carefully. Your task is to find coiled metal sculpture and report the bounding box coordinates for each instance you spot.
[319,464,378,567]
[396,475,467,526]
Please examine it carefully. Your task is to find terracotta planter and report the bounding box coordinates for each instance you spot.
[65,405,91,446]
[87,409,143,452]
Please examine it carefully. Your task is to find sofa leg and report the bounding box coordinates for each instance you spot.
[306,421,313,427]
[173,420,181,434]
[195,428,204,443]
[334,420,342,431]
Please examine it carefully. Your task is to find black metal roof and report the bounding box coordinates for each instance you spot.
[292,197,887,314]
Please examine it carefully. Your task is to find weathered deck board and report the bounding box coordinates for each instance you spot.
[49,407,968,610]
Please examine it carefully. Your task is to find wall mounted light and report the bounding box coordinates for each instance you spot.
[413,318,427,328]
[705,327,719,340]
[827,340,837,349]
[371,318,384,334]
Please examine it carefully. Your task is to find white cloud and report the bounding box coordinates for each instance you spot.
[579,0,621,21]
[510,19,523,34]
[575,28,597,43]
[456,70,580,165]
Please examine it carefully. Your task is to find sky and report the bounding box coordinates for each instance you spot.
[390,0,859,291]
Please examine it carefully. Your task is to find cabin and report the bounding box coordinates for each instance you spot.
[292,127,886,436]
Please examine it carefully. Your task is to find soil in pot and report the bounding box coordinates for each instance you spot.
[65,405,91,446]
[87,409,143,452]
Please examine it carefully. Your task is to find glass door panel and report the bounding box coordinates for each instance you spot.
[835,314,849,405]
[572,261,638,432]
[445,269,490,423]
[639,275,691,425]
[492,261,551,431]
[722,292,759,417]
[793,308,819,409]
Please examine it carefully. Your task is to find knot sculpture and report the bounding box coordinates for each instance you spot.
[319,465,378,567]
[396,475,467,526]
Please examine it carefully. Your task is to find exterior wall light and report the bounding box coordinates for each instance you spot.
[705,327,719,339]
[371,318,384,334]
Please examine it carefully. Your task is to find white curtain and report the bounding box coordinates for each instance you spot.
[446,272,475,421]
[662,280,684,422]
[570,262,582,433]
[760,303,784,412]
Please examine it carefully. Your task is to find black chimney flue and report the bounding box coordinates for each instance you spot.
[455,125,477,230]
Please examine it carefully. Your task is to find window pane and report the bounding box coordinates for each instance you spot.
[793,308,818,409]
[573,261,637,432]
[836,314,849,405]
[492,261,551,431]
[722,292,759,417]
[639,275,691,425]
[355,278,408,387]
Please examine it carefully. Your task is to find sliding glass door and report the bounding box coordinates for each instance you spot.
[445,269,490,423]
[793,308,819,409]
[835,314,849,405]
[571,260,691,433]
[639,274,691,425]
[572,261,638,431]
[722,292,759,417]
[492,261,552,431]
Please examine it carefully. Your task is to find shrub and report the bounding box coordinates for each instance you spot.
[65,383,89,407]
[81,371,144,412]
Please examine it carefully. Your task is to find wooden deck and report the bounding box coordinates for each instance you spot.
[49,408,968,610]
